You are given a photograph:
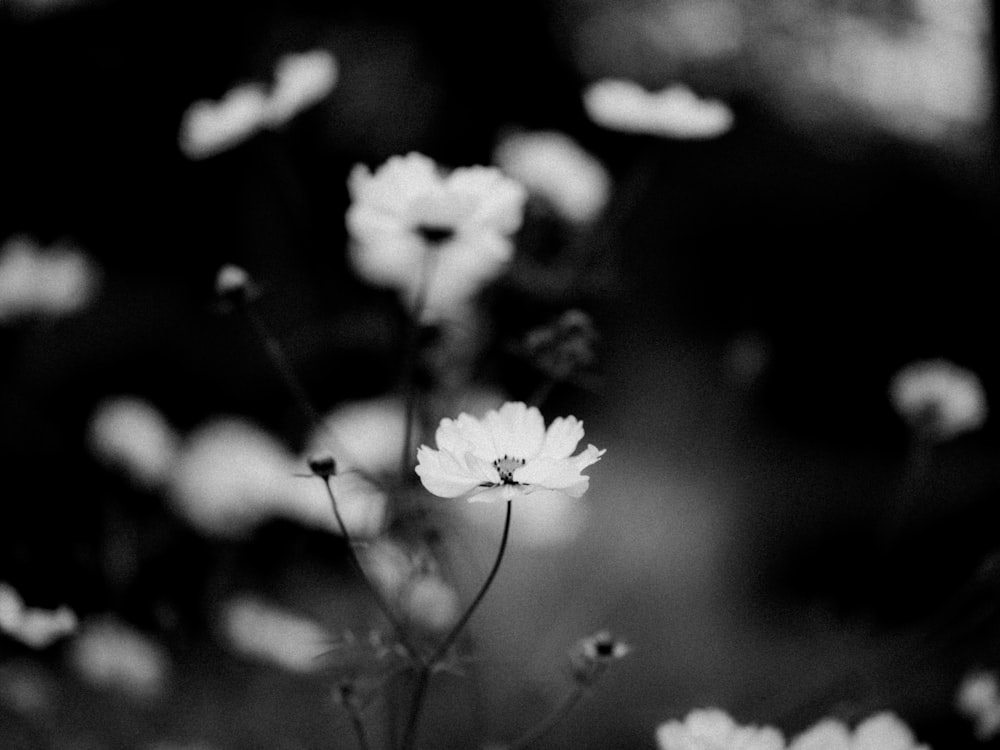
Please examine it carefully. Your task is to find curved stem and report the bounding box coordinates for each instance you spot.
[508,683,586,750]
[401,500,514,750]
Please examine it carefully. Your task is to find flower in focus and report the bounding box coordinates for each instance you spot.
[656,709,785,750]
[87,397,182,489]
[492,130,611,224]
[888,358,987,441]
[346,152,527,321]
[788,711,929,750]
[956,670,1000,741]
[0,583,78,649]
[569,630,630,685]
[0,235,99,323]
[267,49,338,127]
[69,616,169,700]
[178,83,272,160]
[220,595,330,673]
[583,79,734,139]
[415,401,605,502]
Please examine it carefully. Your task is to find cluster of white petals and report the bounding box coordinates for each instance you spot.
[889,358,987,441]
[69,616,169,700]
[415,401,605,502]
[0,583,78,649]
[956,670,1000,740]
[0,235,100,323]
[220,595,330,673]
[179,49,337,159]
[87,396,182,489]
[583,80,734,139]
[305,397,415,478]
[656,708,785,750]
[789,712,930,750]
[346,152,527,322]
[492,129,611,224]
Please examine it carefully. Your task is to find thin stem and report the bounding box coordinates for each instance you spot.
[401,500,514,750]
[508,683,587,750]
[339,684,373,750]
[399,249,438,481]
[320,477,417,658]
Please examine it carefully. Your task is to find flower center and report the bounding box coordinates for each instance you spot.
[493,455,525,485]
[416,224,456,246]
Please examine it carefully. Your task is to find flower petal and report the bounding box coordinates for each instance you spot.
[484,402,545,459]
[414,446,483,498]
[513,444,605,494]
[538,416,584,459]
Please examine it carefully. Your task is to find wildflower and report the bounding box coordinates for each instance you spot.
[267,49,338,128]
[220,595,330,673]
[956,670,1000,741]
[888,358,987,441]
[69,616,168,700]
[0,235,99,323]
[656,709,785,750]
[789,711,929,750]
[178,83,272,160]
[0,583,77,649]
[415,401,605,502]
[345,152,527,321]
[569,630,630,685]
[87,396,181,490]
[492,130,610,224]
[583,79,734,139]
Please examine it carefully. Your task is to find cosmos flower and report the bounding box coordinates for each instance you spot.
[788,711,929,750]
[87,396,181,490]
[583,79,734,139]
[220,595,331,673]
[415,401,605,502]
[0,235,99,323]
[69,616,169,700]
[956,670,1000,741]
[178,83,272,160]
[569,630,630,685]
[345,152,527,321]
[888,358,987,441]
[492,130,611,224]
[267,49,339,127]
[0,583,77,649]
[656,709,785,750]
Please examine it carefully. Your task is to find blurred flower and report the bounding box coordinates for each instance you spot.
[220,595,330,673]
[360,539,458,631]
[267,49,339,127]
[583,80,734,139]
[87,396,182,489]
[69,616,169,700]
[0,659,54,714]
[0,235,99,323]
[305,397,416,477]
[346,152,527,321]
[400,575,460,632]
[656,709,785,750]
[956,670,1000,741]
[0,583,78,649]
[888,358,987,441]
[492,130,610,224]
[569,630,630,685]
[789,711,929,750]
[522,309,598,382]
[178,83,272,160]
[416,401,605,502]
[214,263,252,303]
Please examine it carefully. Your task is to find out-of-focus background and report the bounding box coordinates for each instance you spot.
[3,0,1000,748]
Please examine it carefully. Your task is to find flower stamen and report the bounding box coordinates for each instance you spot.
[493,455,525,485]
[415,224,455,246]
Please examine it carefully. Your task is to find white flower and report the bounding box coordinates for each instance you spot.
[69,616,168,700]
[87,396,181,489]
[178,83,272,160]
[346,152,527,321]
[656,708,785,750]
[0,583,77,649]
[889,359,987,441]
[220,595,330,673]
[267,49,338,127]
[415,401,605,502]
[492,130,610,223]
[0,235,99,322]
[789,712,929,750]
[583,79,734,139]
[956,670,1000,740]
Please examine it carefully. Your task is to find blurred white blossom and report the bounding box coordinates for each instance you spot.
[87,397,182,489]
[360,539,458,631]
[656,709,785,750]
[0,583,78,649]
[0,235,100,323]
[267,49,339,127]
[306,397,414,477]
[346,152,527,321]
[69,616,169,700]
[789,711,929,750]
[220,595,330,673]
[583,79,734,139]
[400,575,460,632]
[956,670,1000,741]
[416,401,605,502]
[889,358,987,441]
[492,130,610,223]
[178,83,272,160]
